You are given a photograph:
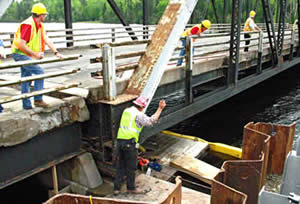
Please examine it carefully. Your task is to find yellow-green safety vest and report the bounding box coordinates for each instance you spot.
[11,16,45,57]
[117,106,143,143]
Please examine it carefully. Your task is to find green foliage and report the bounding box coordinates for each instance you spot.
[0,0,298,24]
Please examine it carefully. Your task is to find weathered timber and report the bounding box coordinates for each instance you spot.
[170,155,220,185]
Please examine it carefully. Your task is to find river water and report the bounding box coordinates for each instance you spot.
[1,22,300,201]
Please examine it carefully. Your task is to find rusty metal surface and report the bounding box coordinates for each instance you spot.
[125,0,198,110]
[211,171,248,204]
[243,122,295,175]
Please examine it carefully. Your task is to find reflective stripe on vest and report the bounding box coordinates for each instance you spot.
[11,16,45,57]
[117,106,143,143]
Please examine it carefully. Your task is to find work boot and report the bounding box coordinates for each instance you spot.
[34,100,49,108]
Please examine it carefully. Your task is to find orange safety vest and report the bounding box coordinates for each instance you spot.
[11,16,45,57]
[182,24,204,42]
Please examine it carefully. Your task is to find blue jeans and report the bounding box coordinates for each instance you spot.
[0,104,3,113]
[177,39,195,66]
[177,39,186,66]
[12,53,44,109]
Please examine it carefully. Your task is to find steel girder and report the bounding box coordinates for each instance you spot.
[228,0,242,85]
[261,0,278,66]
[277,0,287,56]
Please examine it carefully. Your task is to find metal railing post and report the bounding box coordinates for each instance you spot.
[112,28,115,43]
[102,44,117,101]
[185,36,193,104]
[257,31,263,74]
[10,33,14,46]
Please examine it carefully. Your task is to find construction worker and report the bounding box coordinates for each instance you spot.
[177,19,211,66]
[11,3,63,110]
[114,96,166,194]
[0,39,5,113]
[244,10,262,52]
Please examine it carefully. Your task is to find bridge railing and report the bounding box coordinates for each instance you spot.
[0,55,82,107]
[89,24,298,102]
[0,25,156,50]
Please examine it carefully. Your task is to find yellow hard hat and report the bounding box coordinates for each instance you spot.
[250,10,256,17]
[202,20,211,30]
[32,3,48,15]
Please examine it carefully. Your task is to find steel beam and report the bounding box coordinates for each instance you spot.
[277,0,287,56]
[140,57,300,141]
[0,124,81,189]
[143,0,149,39]
[227,0,242,85]
[64,0,74,47]
[185,37,193,104]
[125,0,199,110]
[107,0,138,41]
[261,0,278,66]
[297,0,300,57]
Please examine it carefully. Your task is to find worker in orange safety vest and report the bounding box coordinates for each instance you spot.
[243,10,262,52]
[177,20,211,66]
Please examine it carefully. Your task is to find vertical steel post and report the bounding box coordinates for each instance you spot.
[290,24,296,61]
[185,37,193,104]
[261,0,278,66]
[9,33,14,47]
[102,44,117,101]
[277,0,287,57]
[257,31,263,74]
[297,0,300,56]
[227,0,242,86]
[64,0,73,47]
[143,0,149,39]
[111,28,115,43]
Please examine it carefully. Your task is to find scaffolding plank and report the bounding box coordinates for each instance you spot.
[170,155,220,185]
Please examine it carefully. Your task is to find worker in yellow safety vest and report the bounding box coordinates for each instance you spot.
[177,19,211,66]
[243,10,261,52]
[11,3,64,110]
[114,96,166,194]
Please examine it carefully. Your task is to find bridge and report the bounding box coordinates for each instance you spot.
[0,0,299,203]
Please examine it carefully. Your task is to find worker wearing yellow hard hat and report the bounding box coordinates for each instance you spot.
[11,3,64,110]
[243,10,262,52]
[177,20,211,66]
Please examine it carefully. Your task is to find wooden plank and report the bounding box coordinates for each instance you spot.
[170,155,220,185]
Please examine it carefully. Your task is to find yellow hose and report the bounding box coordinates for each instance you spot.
[161,130,242,159]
